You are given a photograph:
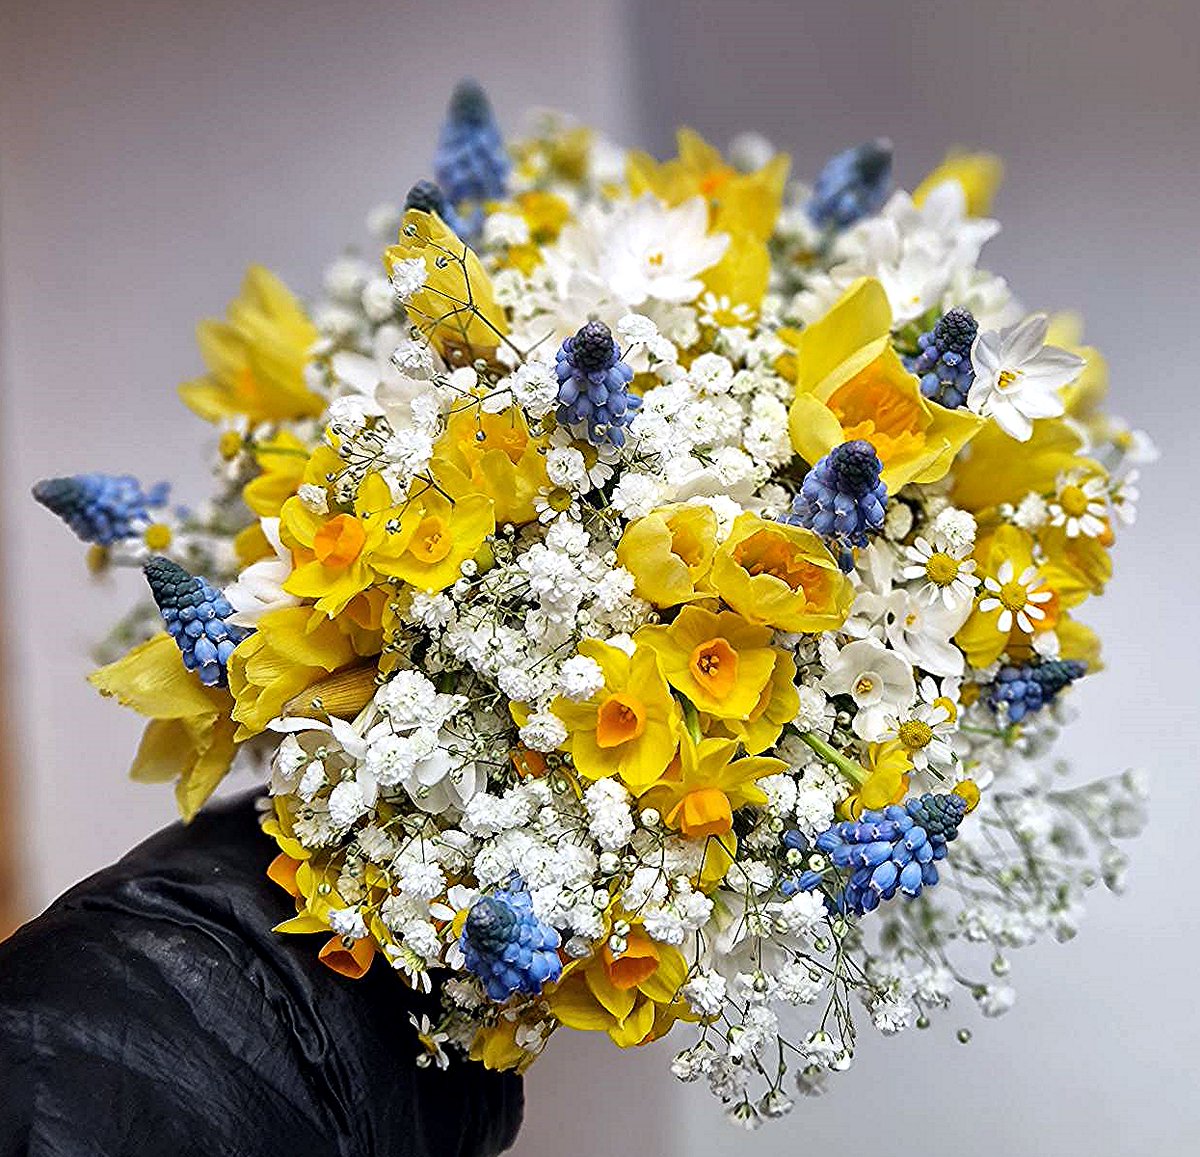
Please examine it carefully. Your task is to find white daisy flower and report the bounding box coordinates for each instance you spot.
[901,535,980,608]
[409,1013,451,1070]
[1110,470,1140,526]
[978,560,1053,634]
[885,683,957,773]
[1048,472,1109,538]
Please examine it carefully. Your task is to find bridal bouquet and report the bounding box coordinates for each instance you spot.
[36,82,1152,1124]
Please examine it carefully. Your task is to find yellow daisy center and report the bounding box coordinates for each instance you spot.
[143,523,173,551]
[997,369,1021,391]
[998,579,1030,612]
[218,430,244,460]
[925,552,961,586]
[1060,485,1090,517]
[898,720,934,751]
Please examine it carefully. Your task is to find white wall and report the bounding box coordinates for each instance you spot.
[2,1,1196,1153]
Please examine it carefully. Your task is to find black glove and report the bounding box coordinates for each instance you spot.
[0,793,523,1156]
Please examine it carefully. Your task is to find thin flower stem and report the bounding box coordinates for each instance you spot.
[798,731,869,788]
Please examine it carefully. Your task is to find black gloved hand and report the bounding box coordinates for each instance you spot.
[0,793,523,1156]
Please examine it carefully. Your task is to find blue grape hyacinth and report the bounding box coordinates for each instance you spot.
[404,179,466,238]
[785,792,969,916]
[989,659,1087,723]
[434,79,510,208]
[907,307,979,409]
[143,556,250,687]
[807,139,894,230]
[784,439,887,571]
[555,320,640,447]
[33,473,168,545]
[460,878,562,1002]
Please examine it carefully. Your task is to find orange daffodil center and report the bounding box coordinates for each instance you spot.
[550,640,680,792]
[710,513,854,634]
[312,514,367,568]
[637,605,779,720]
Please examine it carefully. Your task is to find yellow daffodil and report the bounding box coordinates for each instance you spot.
[227,605,368,740]
[550,640,680,792]
[709,512,853,634]
[951,415,1100,516]
[546,928,688,1048]
[265,801,383,979]
[838,741,912,819]
[433,403,547,525]
[700,230,771,323]
[243,430,312,519]
[709,647,799,755]
[636,605,777,720]
[955,524,1091,668]
[89,634,239,820]
[470,1019,540,1073]
[913,150,1004,217]
[640,734,784,841]
[616,503,718,608]
[782,278,982,490]
[179,266,323,426]
[373,472,494,593]
[384,208,508,367]
[280,470,397,617]
[627,128,789,242]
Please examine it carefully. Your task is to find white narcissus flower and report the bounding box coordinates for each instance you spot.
[967,314,1085,441]
[224,518,300,626]
[820,638,917,742]
[881,589,971,678]
[550,194,729,311]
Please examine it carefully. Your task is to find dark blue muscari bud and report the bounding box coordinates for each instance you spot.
[404,179,466,238]
[460,878,562,1002]
[807,139,893,230]
[785,792,969,916]
[783,439,888,571]
[989,659,1088,723]
[33,473,168,546]
[144,556,251,687]
[434,79,510,208]
[906,307,979,409]
[555,321,640,448]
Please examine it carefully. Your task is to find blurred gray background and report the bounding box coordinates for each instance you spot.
[1,0,1196,1152]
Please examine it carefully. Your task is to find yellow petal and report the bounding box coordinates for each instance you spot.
[384,210,507,365]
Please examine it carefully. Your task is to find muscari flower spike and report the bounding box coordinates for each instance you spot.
[807,138,893,230]
[784,439,887,571]
[404,179,466,238]
[33,473,169,546]
[784,792,969,916]
[989,659,1087,723]
[434,79,510,208]
[907,307,979,409]
[143,556,251,688]
[556,320,640,448]
[460,878,562,1003]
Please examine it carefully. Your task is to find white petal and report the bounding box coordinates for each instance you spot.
[1004,314,1050,364]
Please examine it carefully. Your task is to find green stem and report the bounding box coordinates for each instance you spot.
[681,698,703,744]
[798,731,869,788]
